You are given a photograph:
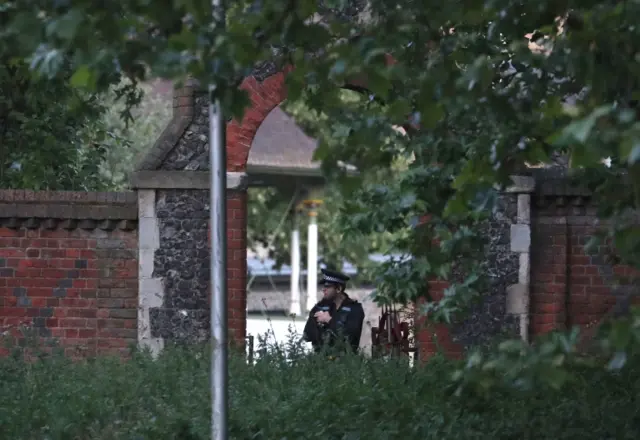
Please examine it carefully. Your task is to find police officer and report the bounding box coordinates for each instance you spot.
[302,268,365,354]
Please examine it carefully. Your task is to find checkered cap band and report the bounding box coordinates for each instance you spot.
[323,275,345,284]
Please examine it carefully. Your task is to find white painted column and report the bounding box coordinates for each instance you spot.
[137,189,164,356]
[304,200,322,312]
[505,176,535,343]
[289,209,301,316]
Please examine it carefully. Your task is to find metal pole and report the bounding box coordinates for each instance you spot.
[210,90,228,440]
[209,0,227,438]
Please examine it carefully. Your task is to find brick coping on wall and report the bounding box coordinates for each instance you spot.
[0,190,138,231]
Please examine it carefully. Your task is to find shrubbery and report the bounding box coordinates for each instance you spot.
[1,334,639,440]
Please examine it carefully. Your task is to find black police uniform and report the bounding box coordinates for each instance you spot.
[302,269,365,354]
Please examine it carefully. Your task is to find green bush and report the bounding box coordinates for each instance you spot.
[1,337,639,440]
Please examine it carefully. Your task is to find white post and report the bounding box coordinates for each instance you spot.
[289,209,301,316]
[305,200,322,312]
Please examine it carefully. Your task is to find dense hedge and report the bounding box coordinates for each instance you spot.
[1,340,639,440]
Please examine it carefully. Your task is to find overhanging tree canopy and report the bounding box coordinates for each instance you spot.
[4,0,640,390]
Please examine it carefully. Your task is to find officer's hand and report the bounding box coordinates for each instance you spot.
[314,311,331,323]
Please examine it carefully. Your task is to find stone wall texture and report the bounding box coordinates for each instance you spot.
[417,175,640,360]
[449,194,520,348]
[0,190,138,357]
[150,189,211,342]
[159,96,210,171]
[140,82,249,345]
[416,194,521,360]
[147,188,247,344]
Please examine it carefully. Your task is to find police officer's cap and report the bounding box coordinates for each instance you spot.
[320,268,350,286]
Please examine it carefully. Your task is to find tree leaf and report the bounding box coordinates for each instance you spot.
[70,65,96,89]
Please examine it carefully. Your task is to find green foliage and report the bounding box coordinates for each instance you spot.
[0,3,173,192]
[95,80,172,190]
[0,55,170,191]
[247,89,407,277]
[5,0,640,301]
[1,337,640,440]
[0,2,145,190]
[0,73,170,191]
[247,183,398,282]
[0,52,108,190]
[1,0,295,119]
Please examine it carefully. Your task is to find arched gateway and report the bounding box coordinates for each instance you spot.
[130,67,538,360]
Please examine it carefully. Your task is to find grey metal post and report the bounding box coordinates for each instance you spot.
[210,86,228,440]
[209,0,228,437]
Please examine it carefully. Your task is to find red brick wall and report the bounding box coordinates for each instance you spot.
[205,190,247,345]
[531,195,639,339]
[0,190,138,357]
[566,226,639,328]
[226,191,248,343]
[416,184,639,362]
[416,283,464,361]
[530,220,567,335]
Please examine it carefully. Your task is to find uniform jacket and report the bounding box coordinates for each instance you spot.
[302,295,365,353]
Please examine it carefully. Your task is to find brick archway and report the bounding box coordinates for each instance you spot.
[223,68,369,345]
[131,59,444,353]
[222,66,532,363]
[224,64,445,356]
[223,65,414,351]
[226,69,292,171]
[226,54,402,172]
[222,65,450,359]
